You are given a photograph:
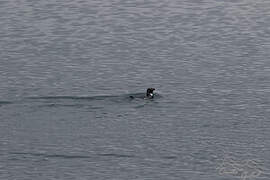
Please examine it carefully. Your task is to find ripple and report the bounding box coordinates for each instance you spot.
[27,92,161,102]
[10,152,92,160]
[10,151,136,160]
[0,101,12,105]
[97,153,135,158]
[27,95,116,100]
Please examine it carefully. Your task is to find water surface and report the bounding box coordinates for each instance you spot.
[1,0,270,179]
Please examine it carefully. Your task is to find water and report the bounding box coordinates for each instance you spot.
[1,0,270,179]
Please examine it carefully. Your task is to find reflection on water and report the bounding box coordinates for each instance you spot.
[217,155,264,180]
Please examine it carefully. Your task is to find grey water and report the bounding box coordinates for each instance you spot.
[1,0,270,179]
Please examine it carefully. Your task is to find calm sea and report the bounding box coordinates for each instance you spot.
[1,0,270,179]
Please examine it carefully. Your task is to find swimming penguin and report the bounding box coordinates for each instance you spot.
[129,88,155,99]
[146,88,155,99]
